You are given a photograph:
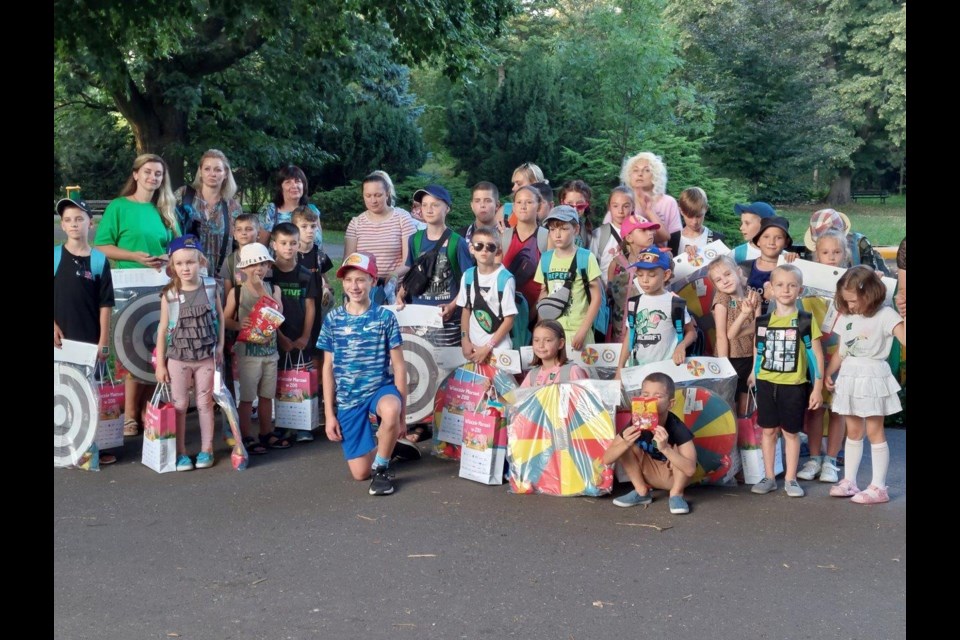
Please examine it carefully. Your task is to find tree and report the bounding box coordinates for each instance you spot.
[54,0,518,188]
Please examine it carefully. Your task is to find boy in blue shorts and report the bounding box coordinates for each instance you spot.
[317,252,408,495]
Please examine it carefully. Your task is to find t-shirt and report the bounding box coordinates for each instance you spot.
[298,244,330,347]
[502,227,543,311]
[219,249,246,289]
[93,198,179,269]
[589,223,622,286]
[404,230,474,307]
[756,311,823,385]
[636,412,693,463]
[627,291,692,365]
[53,246,115,344]
[345,210,416,278]
[654,195,683,236]
[677,227,711,255]
[711,291,754,358]
[455,265,519,349]
[269,263,319,349]
[316,305,402,409]
[744,260,775,294]
[259,203,324,248]
[834,307,903,361]
[534,249,603,339]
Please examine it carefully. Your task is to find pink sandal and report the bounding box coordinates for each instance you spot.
[851,485,890,504]
[829,478,861,497]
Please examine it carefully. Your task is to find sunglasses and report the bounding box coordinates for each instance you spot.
[566,201,589,212]
[472,242,498,253]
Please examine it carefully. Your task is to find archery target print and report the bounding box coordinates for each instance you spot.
[53,362,99,468]
[401,332,441,424]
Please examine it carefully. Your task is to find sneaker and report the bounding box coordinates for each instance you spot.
[295,430,315,443]
[797,458,822,481]
[784,480,805,497]
[195,452,215,469]
[819,461,840,483]
[612,489,653,507]
[176,455,194,472]
[392,438,422,462]
[850,484,889,505]
[751,477,777,494]
[369,465,395,496]
[668,495,690,515]
[829,478,861,497]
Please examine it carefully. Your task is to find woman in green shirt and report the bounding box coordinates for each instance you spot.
[94,153,181,436]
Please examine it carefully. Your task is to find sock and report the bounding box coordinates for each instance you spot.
[372,454,390,470]
[844,438,864,483]
[824,455,837,467]
[870,442,890,489]
[811,455,823,464]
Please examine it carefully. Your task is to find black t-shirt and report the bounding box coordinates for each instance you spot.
[269,262,318,343]
[53,246,115,344]
[636,411,694,463]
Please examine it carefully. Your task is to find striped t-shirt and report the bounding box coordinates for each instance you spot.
[344,210,416,277]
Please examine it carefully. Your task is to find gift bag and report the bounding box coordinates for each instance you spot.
[95,362,125,451]
[737,390,783,484]
[142,383,177,473]
[275,353,318,432]
[459,408,508,485]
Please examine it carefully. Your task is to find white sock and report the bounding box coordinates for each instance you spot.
[870,442,890,489]
[844,438,864,483]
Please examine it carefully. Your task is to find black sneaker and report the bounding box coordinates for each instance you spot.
[392,438,422,462]
[369,465,395,496]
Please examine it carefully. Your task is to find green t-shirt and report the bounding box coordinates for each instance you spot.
[757,311,822,385]
[94,198,179,269]
[534,249,602,340]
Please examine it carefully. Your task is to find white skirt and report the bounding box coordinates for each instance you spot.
[832,357,902,417]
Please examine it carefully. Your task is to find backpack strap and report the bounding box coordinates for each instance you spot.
[536,227,549,253]
[558,364,573,383]
[575,247,595,304]
[670,296,687,346]
[54,245,62,275]
[54,245,106,278]
[754,313,771,377]
[501,227,514,254]
[539,250,553,283]
[464,266,476,304]
[447,231,463,284]
[412,229,425,257]
[797,310,820,380]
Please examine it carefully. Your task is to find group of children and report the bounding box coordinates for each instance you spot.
[55,171,905,508]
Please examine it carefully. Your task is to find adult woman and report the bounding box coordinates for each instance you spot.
[615,152,681,253]
[344,173,417,302]
[373,169,425,231]
[94,153,181,436]
[174,149,242,277]
[258,165,323,246]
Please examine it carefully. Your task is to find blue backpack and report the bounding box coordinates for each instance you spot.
[54,245,106,278]
[463,266,531,348]
[539,247,610,335]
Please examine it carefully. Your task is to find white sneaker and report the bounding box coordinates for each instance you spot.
[797,458,822,481]
[819,460,840,483]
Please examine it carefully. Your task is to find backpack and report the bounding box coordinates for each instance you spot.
[539,248,610,335]
[463,266,531,348]
[526,363,577,385]
[847,231,891,276]
[403,228,462,301]
[54,245,106,278]
[754,310,820,381]
[164,276,220,346]
[626,294,692,360]
[595,223,622,258]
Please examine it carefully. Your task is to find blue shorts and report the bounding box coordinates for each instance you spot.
[337,384,402,460]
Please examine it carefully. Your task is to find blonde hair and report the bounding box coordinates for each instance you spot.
[161,248,206,297]
[190,149,237,201]
[706,255,745,297]
[678,187,708,216]
[814,229,849,265]
[121,154,179,234]
[371,170,398,206]
[620,152,667,197]
[512,162,546,186]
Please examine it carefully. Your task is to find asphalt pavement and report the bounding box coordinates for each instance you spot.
[54,425,906,640]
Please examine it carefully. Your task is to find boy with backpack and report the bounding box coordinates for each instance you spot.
[457,227,519,363]
[462,182,500,243]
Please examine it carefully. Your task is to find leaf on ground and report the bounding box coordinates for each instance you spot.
[615,522,673,532]
[356,515,377,522]
[592,600,614,608]
[407,554,437,558]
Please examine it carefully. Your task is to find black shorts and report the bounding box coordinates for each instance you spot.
[729,356,753,396]
[756,379,808,434]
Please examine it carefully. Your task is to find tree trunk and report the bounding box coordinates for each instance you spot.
[827,168,852,206]
[129,99,188,188]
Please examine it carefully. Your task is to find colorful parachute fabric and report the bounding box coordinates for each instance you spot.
[507,382,615,497]
[669,386,737,485]
[432,363,518,461]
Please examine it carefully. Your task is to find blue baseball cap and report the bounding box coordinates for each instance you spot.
[168,234,202,255]
[542,205,580,226]
[413,184,452,209]
[631,245,672,271]
[734,201,776,219]
[56,198,92,218]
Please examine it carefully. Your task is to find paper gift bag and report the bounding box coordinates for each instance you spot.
[95,364,125,451]
[275,365,316,431]
[737,409,783,484]
[142,383,177,473]
[459,410,507,485]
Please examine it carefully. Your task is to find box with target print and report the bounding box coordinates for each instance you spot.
[110,269,170,384]
[275,367,320,431]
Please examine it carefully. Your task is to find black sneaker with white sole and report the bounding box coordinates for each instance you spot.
[392,438,422,462]
[369,465,395,496]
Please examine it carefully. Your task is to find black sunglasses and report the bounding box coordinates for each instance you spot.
[472,242,498,253]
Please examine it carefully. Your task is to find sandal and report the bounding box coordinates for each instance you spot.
[100,453,117,465]
[123,417,139,437]
[405,424,432,444]
[260,431,292,450]
[243,436,269,456]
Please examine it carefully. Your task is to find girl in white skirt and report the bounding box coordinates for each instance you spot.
[824,266,906,504]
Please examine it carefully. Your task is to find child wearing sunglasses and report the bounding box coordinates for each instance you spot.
[456,228,519,364]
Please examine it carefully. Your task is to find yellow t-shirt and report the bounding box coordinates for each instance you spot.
[534,249,602,339]
[757,310,822,386]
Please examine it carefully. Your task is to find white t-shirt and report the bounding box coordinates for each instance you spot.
[835,306,903,361]
[589,223,622,286]
[677,228,711,255]
[628,291,692,365]
[455,265,519,350]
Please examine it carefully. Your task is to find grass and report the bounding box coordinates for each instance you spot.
[778,195,906,247]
